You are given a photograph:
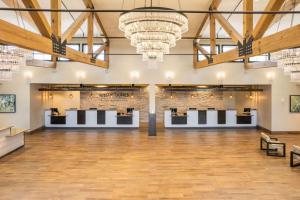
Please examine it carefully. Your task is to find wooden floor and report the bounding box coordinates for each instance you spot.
[0,128,300,200]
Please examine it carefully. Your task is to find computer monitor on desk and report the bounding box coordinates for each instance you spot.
[244,108,251,113]
[50,108,59,116]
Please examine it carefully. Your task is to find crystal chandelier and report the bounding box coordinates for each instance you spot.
[271,49,300,74]
[119,7,188,62]
[0,45,29,81]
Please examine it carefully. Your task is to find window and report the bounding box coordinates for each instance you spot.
[82,44,105,61]
[221,45,243,62]
[197,45,219,61]
[249,54,270,62]
[58,44,80,61]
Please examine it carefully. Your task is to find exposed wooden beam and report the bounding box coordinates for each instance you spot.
[252,0,286,40]
[21,0,51,38]
[88,12,94,55]
[195,44,210,60]
[195,0,222,38]
[1,0,36,30]
[243,0,253,39]
[243,0,253,69]
[93,45,106,59]
[62,12,90,42]
[95,14,109,41]
[0,19,108,68]
[51,0,61,38]
[194,24,300,68]
[51,0,61,63]
[210,14,216,55]
[214,13,243,44]
[271,0,300,26]
[82,0,109,42]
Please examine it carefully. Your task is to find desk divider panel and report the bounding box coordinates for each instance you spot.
[198,110,207,124]
[97,110,106,124]
[77,110,86,124]
[218,110,226,124]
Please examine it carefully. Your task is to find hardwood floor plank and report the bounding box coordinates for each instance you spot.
[0,129,299,199]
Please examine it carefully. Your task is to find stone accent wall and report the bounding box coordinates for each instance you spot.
[156,88,258,122]
[80,90,149,123]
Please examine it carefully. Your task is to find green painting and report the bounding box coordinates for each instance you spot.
[290,95,300,113]
[0,94,16,113]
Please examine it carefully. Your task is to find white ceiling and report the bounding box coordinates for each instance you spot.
[0,0,299,39]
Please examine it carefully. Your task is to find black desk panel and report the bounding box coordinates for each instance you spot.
[237,116,252,124]
[198,110,207,124]
[97,110,106,124]
[172,116,187,124]
[218,110,226,124]
[51,116,66,124]
[77,110,86,124]
[117,115,133,124]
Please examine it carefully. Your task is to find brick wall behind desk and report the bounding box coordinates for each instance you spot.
[80,90,149,123]
[156,90,258,123]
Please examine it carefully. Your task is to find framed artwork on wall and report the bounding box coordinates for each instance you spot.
[0,94,16,113]
[290,95,300,113]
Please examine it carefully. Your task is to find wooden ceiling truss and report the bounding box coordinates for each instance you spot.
[194,0,300,69]
[0,0,109,69]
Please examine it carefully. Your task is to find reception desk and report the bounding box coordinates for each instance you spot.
[0,126,26,158]
[45,109,140,128]
[164,110,257,128]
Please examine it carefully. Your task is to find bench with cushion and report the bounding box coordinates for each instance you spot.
[260,132,286,157]
[290,145,300,167]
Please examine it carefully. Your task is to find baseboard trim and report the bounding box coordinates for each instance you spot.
[257,126,300,134]
[28,126,45,134]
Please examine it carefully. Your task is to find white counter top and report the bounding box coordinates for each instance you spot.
[45,110,140,128]
[165,110,257,128]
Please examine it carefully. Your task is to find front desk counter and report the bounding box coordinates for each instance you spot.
[45,109,140,128]
[164,110,257,128]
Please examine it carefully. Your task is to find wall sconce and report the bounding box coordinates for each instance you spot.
[130,71,140,82]
[165,71,175,82]
[49,93,53,99]
[266,71,275,81]
[76,71,86,83]
[216,71,226,81]
[24,71,33,82]
[69,93,74,99]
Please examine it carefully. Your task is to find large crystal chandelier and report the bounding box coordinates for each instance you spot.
[0,45,29,81]
[119,6,188,62]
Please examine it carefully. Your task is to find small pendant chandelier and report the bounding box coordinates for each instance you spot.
[119,0,188,62]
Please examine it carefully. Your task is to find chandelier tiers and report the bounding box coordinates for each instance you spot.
[272,49,300,74]
[0,45,29,81]
[119,7,189,62]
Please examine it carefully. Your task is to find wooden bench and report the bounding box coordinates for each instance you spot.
[290,145,300,167]
[260,132,286,157]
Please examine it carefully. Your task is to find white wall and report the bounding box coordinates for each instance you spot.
[0,73,30,129]
[30,84,46,131]
[0,39,300,131]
